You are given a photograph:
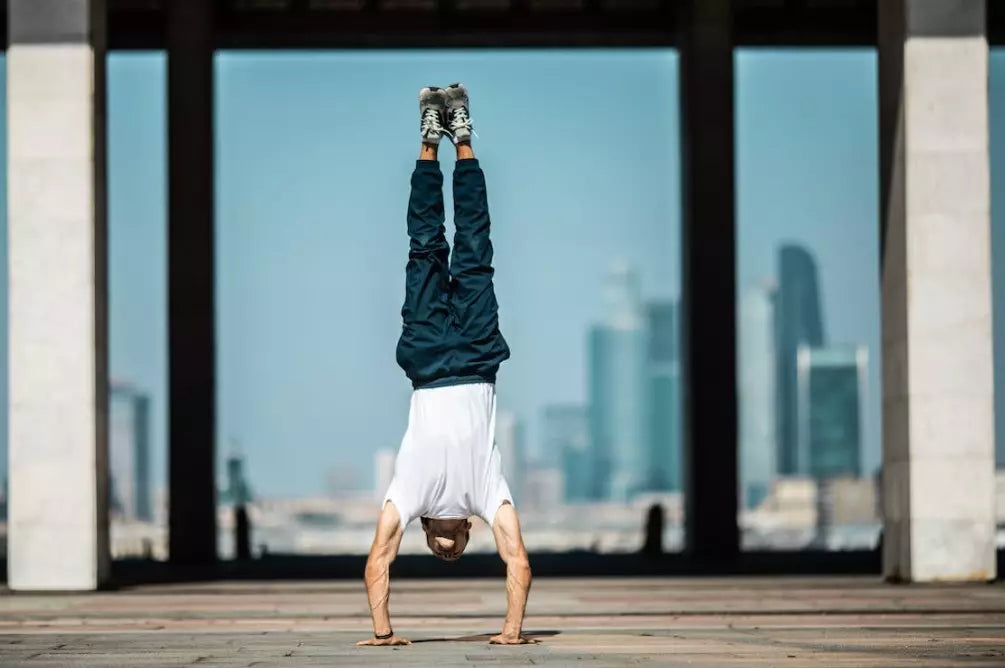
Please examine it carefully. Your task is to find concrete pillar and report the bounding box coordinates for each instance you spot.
[679,0,739,561]
[6,0,109,590]
[168,0,217,565]
[879,0,996,582]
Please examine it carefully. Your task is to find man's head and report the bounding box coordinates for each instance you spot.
[420,517,472,561]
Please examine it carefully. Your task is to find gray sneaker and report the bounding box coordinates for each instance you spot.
[419,87,447,145]
[445,83,473,144]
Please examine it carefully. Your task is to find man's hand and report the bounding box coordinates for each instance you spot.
[356,635,412,647]
[489,633,538,645]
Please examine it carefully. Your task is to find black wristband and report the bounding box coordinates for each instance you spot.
[375,630,394,640]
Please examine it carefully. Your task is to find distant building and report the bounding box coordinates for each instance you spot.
[374,449,396,500]
[739,284,777,509]
[819,475,880,526]
[326,465,368,497]
[748,476,818,532]
[543,405,590,502]
[222,451,252,506]
[109,384,152,521]
[496,411,524,503]
[522,468,565,512]
[996,471,1005,523]
[796,346,866,478]
[646,301,681,492]
[775,245,826,475]
[589,261,649,502]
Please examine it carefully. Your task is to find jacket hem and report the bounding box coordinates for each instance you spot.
[414,374,496,390]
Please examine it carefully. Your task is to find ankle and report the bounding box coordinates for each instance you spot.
[420,143,439,161]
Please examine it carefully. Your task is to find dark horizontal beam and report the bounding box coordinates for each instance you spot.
[733,4,876,47]
[108,8,164,49]
[0,1,1000,49]
[990,0,1005,46]
[0,2,973,49]
[214,10,676,49]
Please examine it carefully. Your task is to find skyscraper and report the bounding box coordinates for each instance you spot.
[796,345,866,478]
[775,245,825,475]
[496,411,524,503]
[109,383,152,521]
[589,261,649,502]
[542,404,590,502]
[739,283,778,509]
[646,301,681,492]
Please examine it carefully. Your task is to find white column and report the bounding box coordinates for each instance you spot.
[7,0,109,590]
[879,0,996,582]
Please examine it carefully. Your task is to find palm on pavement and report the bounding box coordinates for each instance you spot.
[489,633,538,645]
[356,635,412,646]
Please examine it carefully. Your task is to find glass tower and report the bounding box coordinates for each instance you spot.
[589,261,649,502]
[646,300,681,492]
[796,346,866,478]
[775,245,825,475]
[543,405,590,502]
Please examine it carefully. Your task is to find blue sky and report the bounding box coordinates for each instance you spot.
[2,48,1004,498]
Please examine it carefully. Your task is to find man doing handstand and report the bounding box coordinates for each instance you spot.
[357,83,534,647]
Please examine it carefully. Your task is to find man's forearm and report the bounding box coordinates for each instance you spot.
[364,556,393,636]
[501,558,532,636]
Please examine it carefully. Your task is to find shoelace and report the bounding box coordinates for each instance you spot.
[449,106,472,132]
[420,107,444,136]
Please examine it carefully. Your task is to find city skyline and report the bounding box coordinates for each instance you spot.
[102,241,874,508]
[228,241,870,507]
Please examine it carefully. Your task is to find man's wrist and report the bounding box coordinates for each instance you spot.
[501,623,521,637]
[375,629,394,640]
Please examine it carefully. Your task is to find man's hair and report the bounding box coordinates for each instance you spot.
[420,518,470,559]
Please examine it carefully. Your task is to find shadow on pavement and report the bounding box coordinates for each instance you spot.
[411,630,560,643]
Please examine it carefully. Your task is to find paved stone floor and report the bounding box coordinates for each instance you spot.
[0,577,1003,666]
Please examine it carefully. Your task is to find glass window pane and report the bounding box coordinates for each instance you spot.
[736,49,881,551]
[0,56,6,542]
[215,50,682,556]
[991,48,1005,544]
[107,53,168,560]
